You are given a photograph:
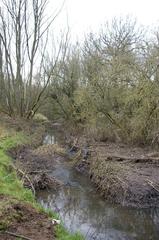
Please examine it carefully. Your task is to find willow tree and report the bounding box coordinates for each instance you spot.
[82,18,143,128]
[0,0,61,118]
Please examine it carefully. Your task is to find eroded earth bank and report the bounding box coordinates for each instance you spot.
[1,115,159,240]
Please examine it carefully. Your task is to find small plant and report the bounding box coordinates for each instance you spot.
[33,113,49,122]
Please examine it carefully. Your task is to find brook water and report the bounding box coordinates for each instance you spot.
[37,129,159,240]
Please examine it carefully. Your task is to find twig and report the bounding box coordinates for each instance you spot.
[69,138,78,152]
[4,231,33,240]
[146,179,159,193]
[116,176,128,187]
[12,165,35,196]
[106,155,159,163]
[0,162,36,195]
[27,170,52,174]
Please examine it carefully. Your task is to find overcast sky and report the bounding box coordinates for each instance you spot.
[50,0,159,41]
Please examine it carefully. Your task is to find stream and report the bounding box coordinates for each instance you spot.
[37,129,159,240]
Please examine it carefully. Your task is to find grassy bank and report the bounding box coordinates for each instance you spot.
[0,123,83,240]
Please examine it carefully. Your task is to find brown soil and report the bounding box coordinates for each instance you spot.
[0,116,63,240]
[75,140,159,208]
[9,144,65,191]
[3,112,159,212]
[11,119,159,209]
[0,195,55,240]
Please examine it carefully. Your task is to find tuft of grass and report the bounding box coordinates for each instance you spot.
[55,225,84,240]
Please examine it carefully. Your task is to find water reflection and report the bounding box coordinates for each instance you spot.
[43,129,65,145]
[38,161,159,240]
[43,135,56,144]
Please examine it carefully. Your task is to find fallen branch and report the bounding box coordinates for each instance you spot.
[28,170,52,174]
[69,138,78,152]
[4,231,33,240]
[146,179,159,193]
[106,155,159,163]
[12,164,35,195]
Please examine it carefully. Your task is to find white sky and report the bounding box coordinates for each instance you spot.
[50,0,159,42]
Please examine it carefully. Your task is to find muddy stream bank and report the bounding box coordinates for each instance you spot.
[37,128,159,240]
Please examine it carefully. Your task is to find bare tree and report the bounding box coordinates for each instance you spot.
[0,0,62,118]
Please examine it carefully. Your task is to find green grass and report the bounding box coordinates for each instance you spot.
[0,131,33,202]
[55,225,84,240]
[0,126,84,240]
[38,208,84,240]
[0,132,29,150]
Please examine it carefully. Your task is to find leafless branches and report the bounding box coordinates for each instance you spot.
[0,0,64,118]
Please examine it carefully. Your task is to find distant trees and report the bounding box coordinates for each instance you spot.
[1,8,159,145]
[49,44,83,122]
[47,17,159,144]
